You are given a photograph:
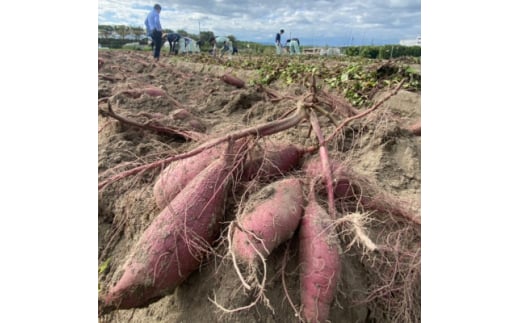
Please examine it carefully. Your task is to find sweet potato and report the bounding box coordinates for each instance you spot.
[231,178,304,265]
[141,86,167,97]
[220,73,245,88]
[171,108,196,120]
[408,120,421,136]
[304,157,354,198]
[100,152,233,312]
[171,108,206,132]
[240,142,306,182]
[305,156,420,224]
[299,187,341,323]
[153,144,224,209]
[153,140,302,209]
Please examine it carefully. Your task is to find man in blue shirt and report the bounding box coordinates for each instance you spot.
[275,29,284,55]
[144,4,163,61]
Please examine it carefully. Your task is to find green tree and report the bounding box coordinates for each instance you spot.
[227,35,237,43]
[131,26,145,40]
[198,31,215,48]
[199,31,215,42]
[98,25,113,39]
[176,29,189,37]
[114,25,130,39]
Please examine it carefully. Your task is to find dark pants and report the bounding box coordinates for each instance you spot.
[168,41,178,54]
[151,30,162,59]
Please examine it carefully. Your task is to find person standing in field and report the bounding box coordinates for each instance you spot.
[145,4,163,61]
[275,29,284,55]
[286,38,301,55]
[209,36,233,58]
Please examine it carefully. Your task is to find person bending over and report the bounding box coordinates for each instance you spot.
[165,33,181,54]
[286,38,301,55]
[209,36,233,58]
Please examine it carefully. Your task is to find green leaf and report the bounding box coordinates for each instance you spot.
[99,258,111,275]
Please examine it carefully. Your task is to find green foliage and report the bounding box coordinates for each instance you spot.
[177,29,189,37]
[172,53,419,107]
[359,46,379,59]
[98,25,114,39]
[98,258,111,293]
[227,35,237,43]
[199,31,215,42]
[130,26,146,40]
[344,46,360,56]
[342,45,421,59]
[98,38,148,48]
[174,54,420,107]
[198,31,216,51]
[99,258,111,275]
[114,25,131,40]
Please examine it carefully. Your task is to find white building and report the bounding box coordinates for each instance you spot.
[320,48,341,56]
[400,35,421,46]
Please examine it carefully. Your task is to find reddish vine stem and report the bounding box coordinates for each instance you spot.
[318,90,360,117]
[99,101,203,141]
[98,103,308,190]
[308,110,336,220]
[324,79,405,144]
[259,85,297,102]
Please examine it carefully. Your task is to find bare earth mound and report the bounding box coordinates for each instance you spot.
[98,50,421,323]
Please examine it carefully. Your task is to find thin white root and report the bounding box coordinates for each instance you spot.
[338,212,378,252]
[281,243,303,322]
[228,222,252,290]
[209,234,269,313]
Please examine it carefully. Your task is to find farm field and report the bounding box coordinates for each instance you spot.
[98,49,421,323]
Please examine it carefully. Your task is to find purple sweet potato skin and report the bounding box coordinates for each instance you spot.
[153,145,224,209]
[304,157,354,198]
[100,155,231,311]
[304,157,418,223]
[299,197,341,323]
[231,178,304,265]
[240,142,305,181]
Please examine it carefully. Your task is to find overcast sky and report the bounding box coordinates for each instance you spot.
[98,0,420,46]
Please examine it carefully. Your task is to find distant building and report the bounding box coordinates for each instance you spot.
[302,48,321,55]
[320,48,341,56]
[400,35,421,46]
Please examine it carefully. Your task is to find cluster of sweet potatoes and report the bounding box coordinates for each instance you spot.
[99,139,416,322]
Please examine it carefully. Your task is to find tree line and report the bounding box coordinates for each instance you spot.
[98,24,236,49]
[98,24,420,58]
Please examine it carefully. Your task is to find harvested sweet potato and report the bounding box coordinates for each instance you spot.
[299,186,341,323]
[231,178,304,265]
[220,73,245,88]
[100,152,234,312]
[153,144,224,209]
[240,142,306,182]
